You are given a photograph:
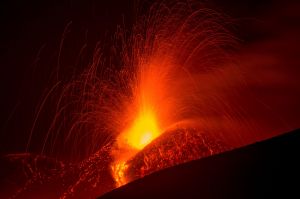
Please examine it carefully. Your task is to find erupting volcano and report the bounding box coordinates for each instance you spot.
[108,0,235,187]
[1,0,299,198]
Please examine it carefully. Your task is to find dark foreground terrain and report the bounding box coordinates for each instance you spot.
[100,128,300,199]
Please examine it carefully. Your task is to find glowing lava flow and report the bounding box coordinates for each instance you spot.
[111,161,129,187]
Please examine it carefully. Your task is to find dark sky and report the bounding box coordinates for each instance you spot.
[1,0,300,154]
[0,0,135,153]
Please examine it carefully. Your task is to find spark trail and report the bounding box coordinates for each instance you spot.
[109,1,235,186]
[2,1,271,198]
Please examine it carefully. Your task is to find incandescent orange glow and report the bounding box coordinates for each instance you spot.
[111,161,128,187]
[122,109,160,150]
[109,0,238,188]
[112,108,161,186]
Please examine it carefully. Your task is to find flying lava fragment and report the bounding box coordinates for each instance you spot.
[2,0,300,198]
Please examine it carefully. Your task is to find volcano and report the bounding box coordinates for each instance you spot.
[124,128,231,182]
[100,128,300,199]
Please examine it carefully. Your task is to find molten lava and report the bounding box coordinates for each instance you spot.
[109,0,237,187]
[120,109,160,150]
[6,1,290,198]
[111,161,128,187]
[112,108,161,186]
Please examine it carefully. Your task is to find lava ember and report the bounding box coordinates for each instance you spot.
[2,0,299,198]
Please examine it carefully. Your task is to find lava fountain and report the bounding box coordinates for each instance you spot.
[4,1,247,198]
[109,1,235,187]
[111,108,161,186]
